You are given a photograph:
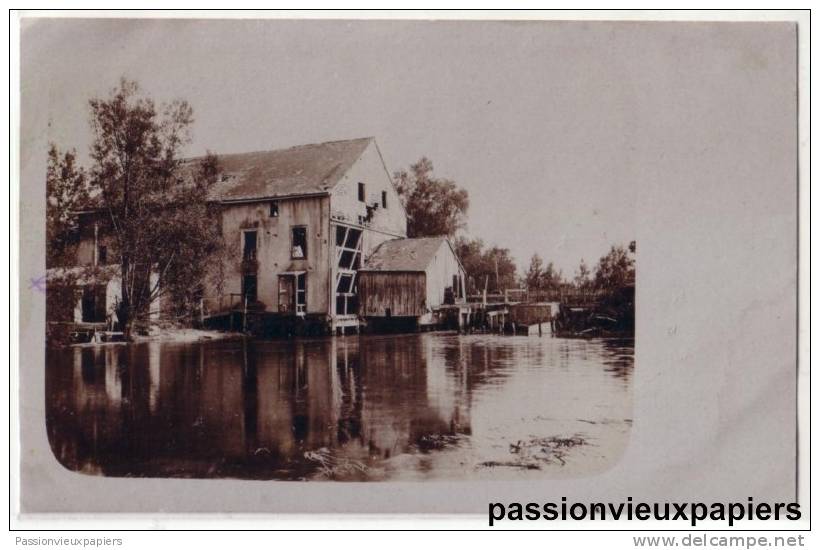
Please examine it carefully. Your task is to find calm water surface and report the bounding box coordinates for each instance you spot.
[46,333,633,480]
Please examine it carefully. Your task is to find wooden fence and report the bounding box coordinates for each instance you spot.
[467,288,605,305]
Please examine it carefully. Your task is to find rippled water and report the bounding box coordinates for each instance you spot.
[46,333,633,481]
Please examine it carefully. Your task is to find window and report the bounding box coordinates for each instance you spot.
[291,226,307,259]
[336,227,362,270]
[381,190,388,209]
[242,231,257,261]
[295,273,307,314]
[97,244,107,265]
[279,272,307,315]
[358,182,366,202]
[269,201,279,217]
[333,225,362,316]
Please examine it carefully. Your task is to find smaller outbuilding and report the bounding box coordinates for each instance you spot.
[358,236,467,329]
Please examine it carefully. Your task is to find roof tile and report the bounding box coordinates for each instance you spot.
[196,137,374,202]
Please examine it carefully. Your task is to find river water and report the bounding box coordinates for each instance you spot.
[46,333,633,481]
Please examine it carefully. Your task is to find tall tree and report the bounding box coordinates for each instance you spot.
[394,157,469,238]
[46,144,89,267]
[594,244,635,290]
[485,246,518,292]
[525,254,564,291]
[454,236,486,293]
[158,151,226,320]
[540,261,563,290]
[573,259,592,289]
[88,78,221,339]
[454,237,518,294]
[525,254,544,290]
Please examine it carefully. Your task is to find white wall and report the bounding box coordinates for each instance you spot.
[330,140,407,242]
[424,240,466,310]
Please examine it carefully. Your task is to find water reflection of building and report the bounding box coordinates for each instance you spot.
[48,336,476,479]
[46,335,633,479]
[250,335,474,473]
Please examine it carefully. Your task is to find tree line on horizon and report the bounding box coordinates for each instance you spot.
[392,157,635,296]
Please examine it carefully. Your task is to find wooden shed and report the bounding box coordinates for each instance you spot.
[358,236,466,325]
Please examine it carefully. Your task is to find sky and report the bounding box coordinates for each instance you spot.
[24,17,769,275]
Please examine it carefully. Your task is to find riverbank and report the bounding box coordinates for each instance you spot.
[134,327,244,344]
[66,327,243,348]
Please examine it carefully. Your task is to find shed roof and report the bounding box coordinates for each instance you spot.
[195,137,374,202]
[361,236,456,272]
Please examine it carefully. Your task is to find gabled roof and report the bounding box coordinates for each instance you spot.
[361,236,458,272]
[197,137,374,202]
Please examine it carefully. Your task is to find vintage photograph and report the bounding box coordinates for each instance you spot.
[14,7,807,530]
[39,18,636,481]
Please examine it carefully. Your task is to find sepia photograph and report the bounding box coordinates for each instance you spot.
[13,10,805,528]
[39,18,637,482]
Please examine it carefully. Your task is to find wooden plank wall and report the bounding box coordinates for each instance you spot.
[358,272,426,317]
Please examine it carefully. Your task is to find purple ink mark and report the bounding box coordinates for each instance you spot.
[29,274,46,293]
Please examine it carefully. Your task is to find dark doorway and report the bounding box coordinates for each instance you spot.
[81,285,107,323]
[242,274,258,303]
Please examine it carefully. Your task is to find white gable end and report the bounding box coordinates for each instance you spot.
[330,140,407,238]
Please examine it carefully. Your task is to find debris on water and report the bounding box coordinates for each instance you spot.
[479,434,590,470]
[546,435,587,448]
[415,433,463,452]
[304,447,368,479]
[479,460,542,470]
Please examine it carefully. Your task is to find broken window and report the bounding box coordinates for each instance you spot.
[291,226,307,259]
[337,229,361,270]
[358,182,366,202]
[382,190,388,209]
[269,201,279,217]
[333,225,362,316]
[97,244,107,265]
[336,273,354,294]
[243,231,257,260]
